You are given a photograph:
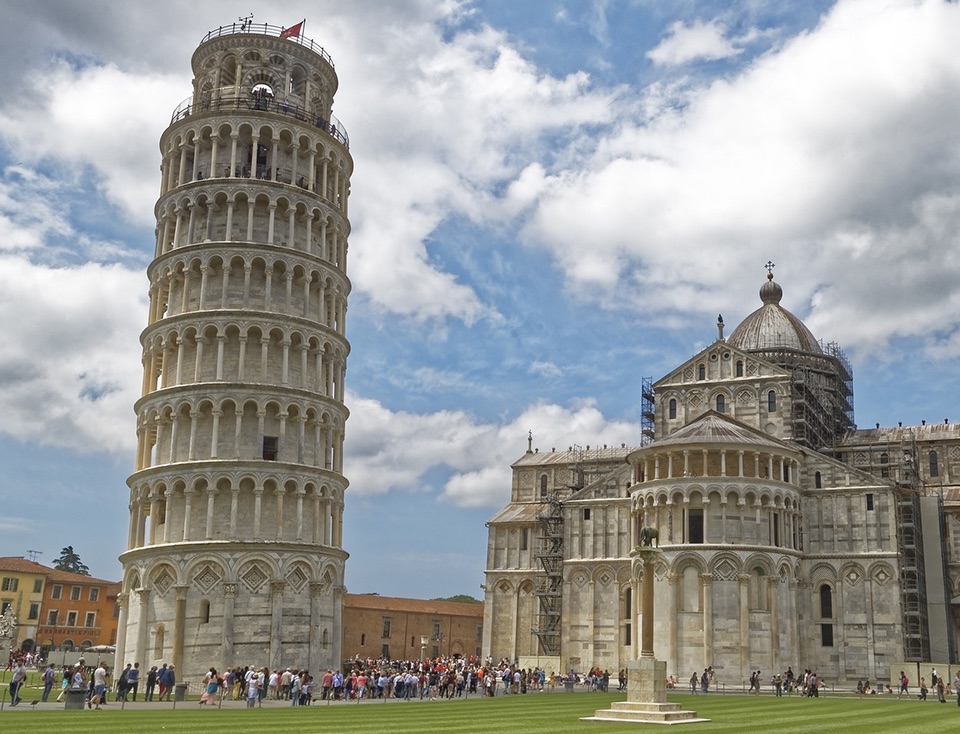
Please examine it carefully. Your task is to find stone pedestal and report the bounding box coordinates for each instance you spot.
[585,658,708,725]
[585,546,708,725]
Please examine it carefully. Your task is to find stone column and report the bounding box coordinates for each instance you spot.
[269,581,286,669]
[173,585,188,673]
[136,588,151,666]
[115,592,129,673]
[221,583,237,664]
[700,573,713,667]
[738,573,750,681]
[308,582,324,673]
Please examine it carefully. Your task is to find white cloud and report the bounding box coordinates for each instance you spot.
[519,0,960,360]
[647,19,742,66]
[344,394,637,508]
[0,254,145,453]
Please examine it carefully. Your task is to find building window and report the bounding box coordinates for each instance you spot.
[767,391,777,412]
[200,600,210,624]
[688,508,704,543]
[866,493,875,511]
[361,633,366,646]
[154,625,165,658]
[322,628,329,646]
[382,618,392,638]
[697,364,705,380]
[819,584,833,618]
[583,508,591,521]
[70,586,81,601]
[736,360,743,377]
[33,579,43,594]
[821,623,834,647]
[89,587,100,602]
[669,399,677,419]
[263,436,279,460]
[51,585,62,600]
[47,610,58,626]
[381,644,390,658]
[433,621,441,640]
[929,450,939,477]
[520,528,528,551]
[1,578,18,592]
[432,645,439,658]
[539,475,548,498]
[28,603,39,620]
[66,611,78,627]
[815,471,822,489]
[716,395,725,413]
[85,612,96,628]
[476,624,483,642]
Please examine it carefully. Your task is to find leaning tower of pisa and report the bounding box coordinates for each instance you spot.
[117,21,352,680]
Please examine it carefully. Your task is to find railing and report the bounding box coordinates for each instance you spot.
[199,22,334,67]
[171,94,349,149]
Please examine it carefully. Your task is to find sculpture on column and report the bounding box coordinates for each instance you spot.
[639,526,659,547]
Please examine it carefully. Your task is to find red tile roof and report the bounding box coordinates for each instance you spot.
[345,593,482,617]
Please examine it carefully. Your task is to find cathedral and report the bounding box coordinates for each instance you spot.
[483,268,958,686]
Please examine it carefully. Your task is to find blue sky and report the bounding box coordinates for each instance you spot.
[2,0,960,599]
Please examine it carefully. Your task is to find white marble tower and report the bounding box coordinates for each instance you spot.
[117,20,352,682]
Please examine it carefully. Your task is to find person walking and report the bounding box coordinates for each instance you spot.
[41,663,56,702]
[145,666,157,701]
[9,660,26,706]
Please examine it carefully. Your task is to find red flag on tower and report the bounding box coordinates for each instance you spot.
[279,21,304,40]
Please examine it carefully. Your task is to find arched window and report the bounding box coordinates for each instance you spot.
[668,399,677,419]
[815,471,822,489]
[929,450,939,477]
[716,395,725,413]
[750,568,767,611]
[539,475,548,498]
[200,599,210,624]
[154,625,165,659]
[819,584,833,618]
[736,360,743,377]
[697,364,705,380]
[767,391,777,412]
[322,628,329,646]
[879,452,889,478]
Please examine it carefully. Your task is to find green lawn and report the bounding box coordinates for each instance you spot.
[1,690,958,733]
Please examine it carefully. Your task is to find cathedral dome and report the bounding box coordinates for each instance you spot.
[727,271,821,354]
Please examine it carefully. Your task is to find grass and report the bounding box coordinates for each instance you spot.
[1,688,959,733]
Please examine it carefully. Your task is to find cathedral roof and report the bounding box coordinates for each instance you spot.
[652,411,797,453]
[727,270,822,354]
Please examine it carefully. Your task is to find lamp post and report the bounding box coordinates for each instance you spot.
[420,636,428,663]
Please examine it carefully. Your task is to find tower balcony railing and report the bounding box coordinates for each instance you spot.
[170,94,349,149]
[199,23,334,67]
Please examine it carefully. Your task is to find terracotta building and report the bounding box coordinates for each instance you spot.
[343,594,483,661]
[0,557,120,653]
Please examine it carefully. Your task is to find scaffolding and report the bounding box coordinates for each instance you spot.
[743,337,854,450]
[641,376,655,446]
[533,493,563,656]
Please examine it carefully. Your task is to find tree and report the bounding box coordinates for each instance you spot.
[431,595,481,604]
[54,546,90,576]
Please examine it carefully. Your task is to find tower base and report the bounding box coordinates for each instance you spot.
[584,658,708,726]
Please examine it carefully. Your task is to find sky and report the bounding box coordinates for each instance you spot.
[2,0,960,599]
